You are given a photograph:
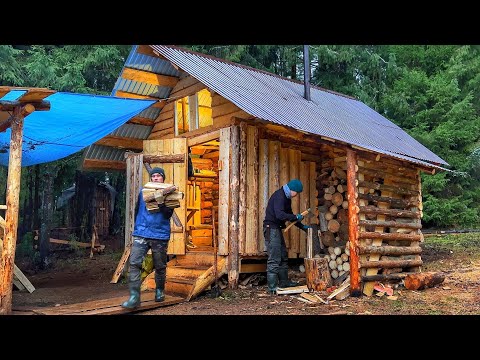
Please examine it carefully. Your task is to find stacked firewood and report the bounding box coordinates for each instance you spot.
[142,182,184,212]
[318,167,349,247]
[323,243,350,280]
[316,164,353,280]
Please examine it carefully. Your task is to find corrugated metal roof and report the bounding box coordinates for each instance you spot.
[83,144,128,162]
[84,46,181,168]
[152,45,448,167]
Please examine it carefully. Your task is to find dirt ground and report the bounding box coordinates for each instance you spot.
[12,233,480,315]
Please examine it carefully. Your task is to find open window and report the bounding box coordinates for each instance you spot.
[174,89,213,135]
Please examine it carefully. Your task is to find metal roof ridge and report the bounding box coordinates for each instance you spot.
[151,45,358,101]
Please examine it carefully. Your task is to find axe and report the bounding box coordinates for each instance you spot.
[283,208,315,233]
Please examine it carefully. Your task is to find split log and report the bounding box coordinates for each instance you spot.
[331,192,344,206]
[338,223,349,241]
[337,208,348,223]
[322,231,335,247]
[404,272,445,290]
[327,219,340,233]
[304,257,332,291]
[329,205,338,215]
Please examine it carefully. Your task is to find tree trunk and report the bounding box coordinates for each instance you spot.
[33,165,41,232]
[0,108,24,315]
[304,257,332,291]
[404,272,445,290]
[40,164,56,268]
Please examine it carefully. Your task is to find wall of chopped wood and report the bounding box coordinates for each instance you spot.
[316,147,424,291]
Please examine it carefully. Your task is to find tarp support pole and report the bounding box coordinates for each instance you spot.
[0,106,25,315]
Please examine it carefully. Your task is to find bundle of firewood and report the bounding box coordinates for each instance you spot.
[142,182,184,212]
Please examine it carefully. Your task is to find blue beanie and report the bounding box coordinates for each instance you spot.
[149,167,166,180]
[287,179,303,193]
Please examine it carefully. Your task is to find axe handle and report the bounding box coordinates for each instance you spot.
[283,208,310,233]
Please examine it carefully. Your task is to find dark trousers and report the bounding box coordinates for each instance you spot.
[263,225,288,275]
[129,236,168,290]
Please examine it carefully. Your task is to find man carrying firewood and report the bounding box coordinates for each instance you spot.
[263,179,311,294]
[122,167,173,309]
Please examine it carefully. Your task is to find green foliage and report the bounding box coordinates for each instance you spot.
[16,232,34,258]
[3,44,480,229]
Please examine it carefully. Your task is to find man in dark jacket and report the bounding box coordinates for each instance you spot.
[122,167,173,309]
[263,179,310,294]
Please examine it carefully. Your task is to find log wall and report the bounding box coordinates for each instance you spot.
[233,124,321,258]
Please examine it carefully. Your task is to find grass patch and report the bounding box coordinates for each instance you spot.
[424,233,480,251]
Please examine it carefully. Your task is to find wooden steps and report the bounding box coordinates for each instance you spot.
[174,250,215,267]
[166,265,210,279]
[141,247,227,300]
[27,291,184,315]
[165,277,196,297]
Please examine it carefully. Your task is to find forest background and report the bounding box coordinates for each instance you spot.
[1,45,479,260]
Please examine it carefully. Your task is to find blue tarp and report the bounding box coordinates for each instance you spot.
[0,92,156,167]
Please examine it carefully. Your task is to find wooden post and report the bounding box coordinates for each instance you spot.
[125,153,143,248]
[228,126,240,289]
[346,148,361,296]
[218,128,231,255]
[257,139,269,252]
[0,107,24,315]
[245,126,259,254]
[238,122,247,255]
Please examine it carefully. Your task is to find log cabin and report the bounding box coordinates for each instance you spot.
[82,45,448,299]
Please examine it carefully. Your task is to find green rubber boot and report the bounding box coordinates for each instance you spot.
[267,273,278,295]
[121,288,140,309]
[155,288,165,302]
[278,268,299,288]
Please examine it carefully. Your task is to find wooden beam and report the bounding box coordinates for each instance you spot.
[95,136,143,151]
[114,90,165,109]
[360,259,423,269]
[82,159,127,171]
[0,100,51,112]
[127,116,155,126]
[111,243,132,283]
[0,88,10,98]
[358,245,422,255]
[136,45,157,57]
[186,130,220,146]
[122,67,179,88]
[143,154,185,164]
[17,89,55,102]
[359,232,422,241]
[0,107,25,315]
[13,264,35,293]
